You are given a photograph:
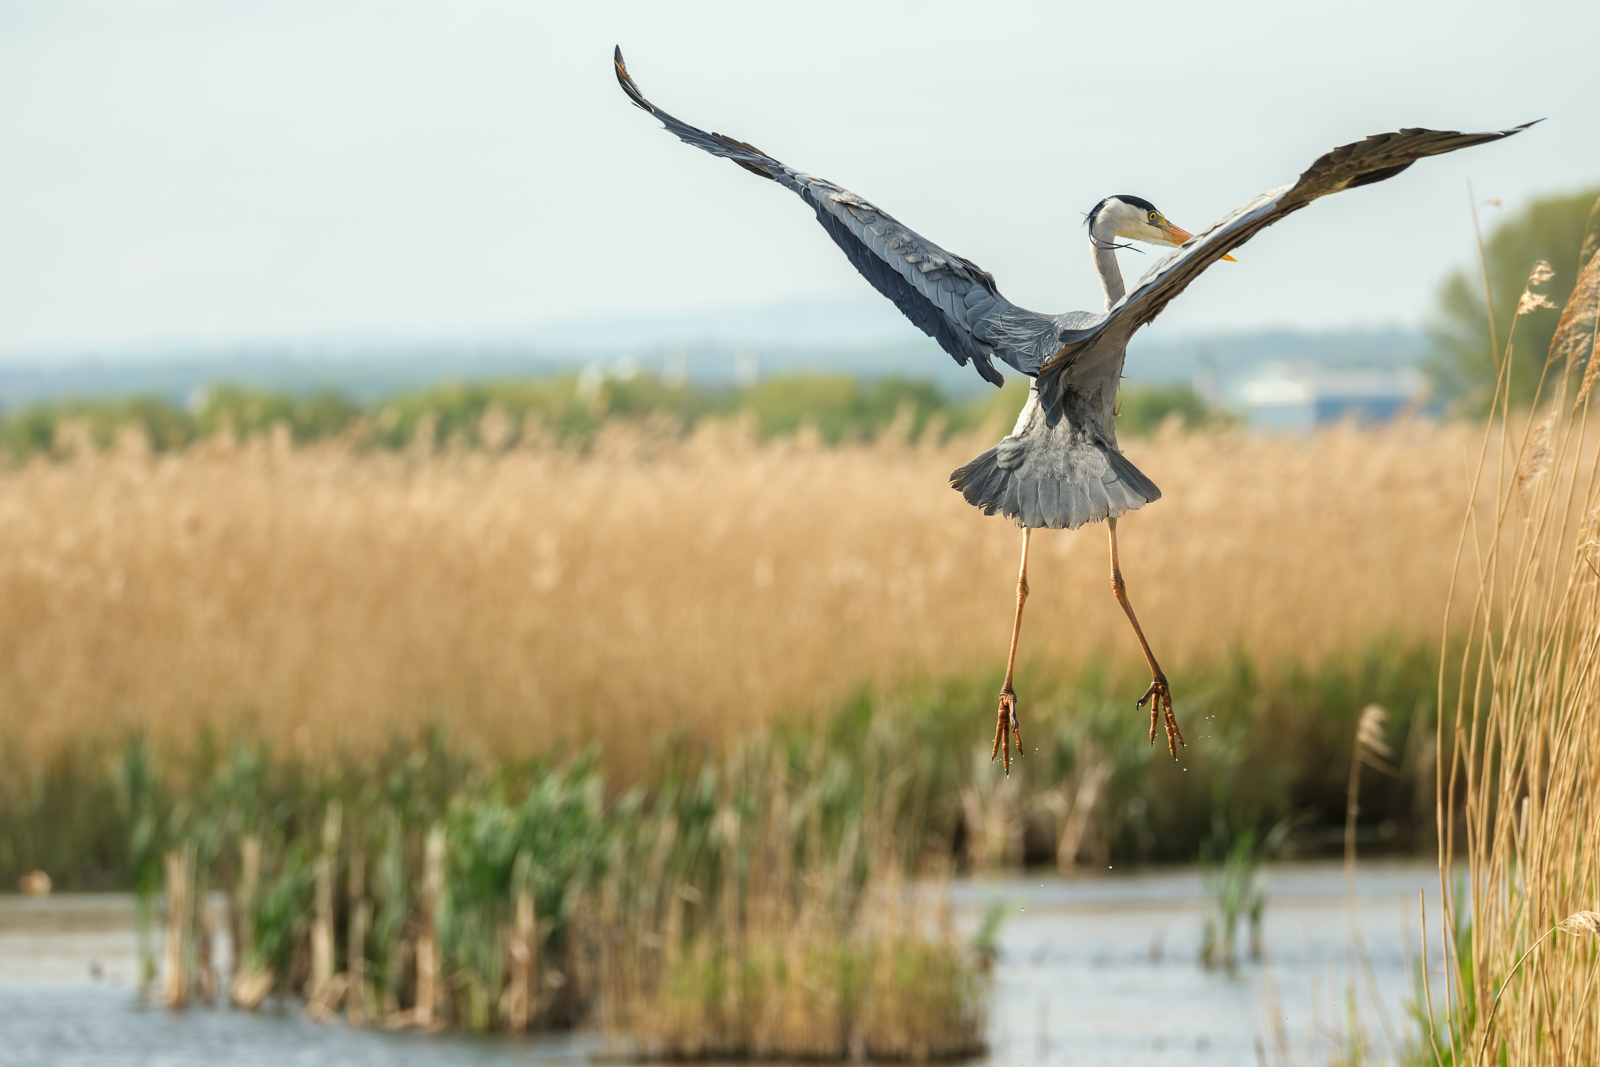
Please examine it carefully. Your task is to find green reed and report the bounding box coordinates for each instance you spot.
[2,640,1450,897]
[0,639,1457,1055]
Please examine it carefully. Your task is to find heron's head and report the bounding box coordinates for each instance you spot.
[1086,195,1236,260]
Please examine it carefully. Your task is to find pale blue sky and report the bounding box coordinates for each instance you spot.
[0,0,1595,359]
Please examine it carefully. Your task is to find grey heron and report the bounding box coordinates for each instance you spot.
[614,46,1530,772]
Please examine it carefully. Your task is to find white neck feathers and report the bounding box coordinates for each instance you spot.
[1088,211,1126,311]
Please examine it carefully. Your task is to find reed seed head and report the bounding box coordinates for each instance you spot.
[1517,411,1558,498]
[1558,911,1600,937]
[1519,291,1558,315]
[1517,261,1558,316]
[1560,247,1600,404]
[1355,704,1392,760]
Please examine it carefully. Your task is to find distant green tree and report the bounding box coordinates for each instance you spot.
[1426,187,1600,413]
[1115,383,1231,437]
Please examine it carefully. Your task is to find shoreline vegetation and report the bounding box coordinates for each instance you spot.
[0,637,1457,1056]
[133,735,987,1058]
[2,647,1432,1053]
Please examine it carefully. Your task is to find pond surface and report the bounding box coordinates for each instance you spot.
[0,860,1446,1066]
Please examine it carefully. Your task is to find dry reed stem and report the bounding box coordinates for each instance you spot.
[1437,233,1600,1065]
[159,846,192,1007]
[0,421,1490,777]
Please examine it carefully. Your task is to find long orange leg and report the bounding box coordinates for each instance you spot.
[991,527,1030,775]
[1108,517,1184,759]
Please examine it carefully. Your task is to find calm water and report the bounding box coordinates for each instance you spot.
[0,861,1445,1066]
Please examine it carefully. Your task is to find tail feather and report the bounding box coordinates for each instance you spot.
[975,462,1007,508]
[951,444,998,500]
[1002,472,1024,521]
[1021,482,1044,530]
[1038,479,1061,528]
[950,440,1161,531]
[1105,449,1161,505]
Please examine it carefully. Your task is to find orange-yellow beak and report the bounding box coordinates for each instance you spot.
[1160,221,1237,262]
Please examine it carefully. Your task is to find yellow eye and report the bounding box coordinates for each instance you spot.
[1148,211,1158,222]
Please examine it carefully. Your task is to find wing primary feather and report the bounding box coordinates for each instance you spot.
[1346,161,1414,188]
[613,46,779,181]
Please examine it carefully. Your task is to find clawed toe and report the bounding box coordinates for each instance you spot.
[1136,676,1185,760]
[991,688,1023,775]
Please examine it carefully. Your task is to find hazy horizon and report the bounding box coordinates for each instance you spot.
[0,294,1433,412]
[0,292,1429,364]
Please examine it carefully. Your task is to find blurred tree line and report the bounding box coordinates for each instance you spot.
[0,372,1224,461]
[1428,186,1600,412]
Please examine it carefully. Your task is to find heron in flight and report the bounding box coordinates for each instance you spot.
[614,47,1530,772]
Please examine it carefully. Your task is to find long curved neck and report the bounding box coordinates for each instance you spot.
[1088,216,1125,311]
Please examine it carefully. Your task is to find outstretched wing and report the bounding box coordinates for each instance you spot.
[615,47,1064,387]
[1041,123,1538,391]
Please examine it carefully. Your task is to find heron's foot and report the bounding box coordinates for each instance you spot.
[991,687,1023,775]
[1137,674,1185,760]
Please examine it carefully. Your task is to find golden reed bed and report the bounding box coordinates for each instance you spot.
[0,419,1488,774]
